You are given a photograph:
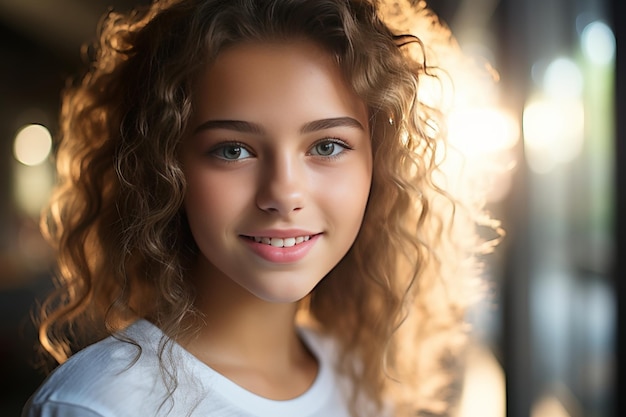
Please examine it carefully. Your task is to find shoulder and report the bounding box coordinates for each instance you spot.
[23,320,167,417]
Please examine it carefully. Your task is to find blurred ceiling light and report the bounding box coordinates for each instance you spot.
[543,58,583,99]
[581,21,615,66]
[523,95,585,174]
[13,124,52,166]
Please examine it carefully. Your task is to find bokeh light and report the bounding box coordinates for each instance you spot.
[543,58,583,99]
[581,21,615,66]
[523,95,585,174]
[524,56,585,174]
[448,107,519,156]
[12,124,52,166]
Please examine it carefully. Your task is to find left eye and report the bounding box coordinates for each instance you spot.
[309,140,349,157]
[210,144,252,160]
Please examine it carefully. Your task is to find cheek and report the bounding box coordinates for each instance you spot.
[315,159,372,227]
[347,159,373,227]
[184,170,253,232]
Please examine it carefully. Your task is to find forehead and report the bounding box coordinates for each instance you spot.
[191,41,367,130]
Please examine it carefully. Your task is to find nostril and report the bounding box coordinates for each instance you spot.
[256,192,305,214]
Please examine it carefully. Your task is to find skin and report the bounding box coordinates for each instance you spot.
[178,40,372,400]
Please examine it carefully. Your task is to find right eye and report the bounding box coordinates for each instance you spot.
[209,143,253,161]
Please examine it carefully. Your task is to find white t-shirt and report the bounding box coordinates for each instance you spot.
[22,320,356,417]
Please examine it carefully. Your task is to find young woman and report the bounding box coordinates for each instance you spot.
[23,0,495,416]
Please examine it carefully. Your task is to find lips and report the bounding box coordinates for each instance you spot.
[240,233,321,263]
[244,235,311,248]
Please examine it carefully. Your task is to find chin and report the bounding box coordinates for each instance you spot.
[248,281,319,304]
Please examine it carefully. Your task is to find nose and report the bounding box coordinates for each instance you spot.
[256,153,305,215]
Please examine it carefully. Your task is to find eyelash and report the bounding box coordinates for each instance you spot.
[206,137,354,163]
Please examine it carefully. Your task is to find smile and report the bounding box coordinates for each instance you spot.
[244,235,311,248]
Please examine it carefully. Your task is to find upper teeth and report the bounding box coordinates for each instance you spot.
[252,236,311,247]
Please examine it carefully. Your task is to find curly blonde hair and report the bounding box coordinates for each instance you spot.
[39,0,496,415]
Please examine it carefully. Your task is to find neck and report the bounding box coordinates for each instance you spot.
[183,259,306,370]
[179,259,318,400]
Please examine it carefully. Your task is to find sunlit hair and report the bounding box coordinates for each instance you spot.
[39,0,497,415]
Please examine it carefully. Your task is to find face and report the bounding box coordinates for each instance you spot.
[179,41,372,304]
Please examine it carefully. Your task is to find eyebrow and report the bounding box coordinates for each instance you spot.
[194,119,264,135]
[193,117,365,135]
[300,117,365,133]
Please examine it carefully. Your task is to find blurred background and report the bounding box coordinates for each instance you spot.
[0,0,621,416]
